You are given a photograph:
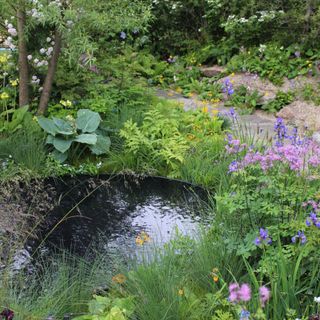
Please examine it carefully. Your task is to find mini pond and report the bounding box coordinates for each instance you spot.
[27,175,209,264]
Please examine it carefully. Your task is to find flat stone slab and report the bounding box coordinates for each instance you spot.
[200,65,226,77]
[277,100,320,131]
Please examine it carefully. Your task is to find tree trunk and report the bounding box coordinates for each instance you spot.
[17,7,29,107]
[37,30,62,115]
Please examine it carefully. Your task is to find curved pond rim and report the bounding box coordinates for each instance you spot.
[43,172,210,193]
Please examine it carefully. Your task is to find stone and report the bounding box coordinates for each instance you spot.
[200,65,226,77]
[277,100,320,131]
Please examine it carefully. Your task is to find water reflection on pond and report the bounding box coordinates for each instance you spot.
[32,175,209,261]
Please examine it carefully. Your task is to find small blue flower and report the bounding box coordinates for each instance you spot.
[240,309,250,320]
[120,31,126,40]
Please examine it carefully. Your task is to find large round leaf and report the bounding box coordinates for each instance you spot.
[38,118,58,136]
[89,135,111,155]
[52,150,68,163]
[53,117,74,135]
[76,109,101,133]
[53,137,73,153]
[74,133,97,145]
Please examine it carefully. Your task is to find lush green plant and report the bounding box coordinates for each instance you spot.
[225,85,263,114]
[38,109,111,162]
[118,108,188,176]
[74,295,135,320]
[228,44,315,84]
[262,90,295,113]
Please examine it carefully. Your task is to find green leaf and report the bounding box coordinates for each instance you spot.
[53,117,74,135]
[76,109,101,133]
[38,118,58,136]
[52,150,68,163]
[88,296,111,314]
[53,137,73,153]
[74,133,97,145]
[89,135,111,155]
[46,135,54,144]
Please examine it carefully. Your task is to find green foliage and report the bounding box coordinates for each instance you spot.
[119,107,188,176]
[228,44,316,84]
[74,295,135,320]
[38,109,110,162]
[301,84,320,106]
[0,125,47,173]
[225,85,263,114]
[262,91,295,113]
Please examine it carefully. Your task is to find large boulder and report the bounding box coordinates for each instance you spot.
[277,100,320,131]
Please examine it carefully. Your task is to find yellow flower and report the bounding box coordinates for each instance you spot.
[1,92,9,100]
[178,289,184,296]
[168,92,174,97]
[135,231,151,246]
[0,55,8,64]
[207,92,212,97]
[112,273,126,284]
[10,79,18,87]
[308,63,312,68]
[211,109,219,117]
[188,92,195,98]
[264,92,269,97]
[202,106,209,113]
[230,72,235,77]
[211,268,219,282]
[175,87,182,93]
[213,276,219,283]
[60,100,72,107]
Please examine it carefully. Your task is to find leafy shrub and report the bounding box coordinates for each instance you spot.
[225,85,263,114]
[38,109,111,163]
[262,90,295,113]
[119,108,188,176]
[228,44,315,84]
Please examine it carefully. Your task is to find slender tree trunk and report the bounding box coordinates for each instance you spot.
[37,30,62,115]
[17,6,29,107]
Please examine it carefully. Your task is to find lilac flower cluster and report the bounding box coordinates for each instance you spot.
[254,228,272,246]
[225,134,246,154]
[229,283,251,303]
[291,230,307,244]
[228,118,320,174]
[228,283,270,307]
[305,212,320,228]
[222,78,234,95]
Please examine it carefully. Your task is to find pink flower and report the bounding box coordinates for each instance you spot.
[259,286,270,307]
[238,284,251,302]
[228,283,251,303]
[229,283,240,302]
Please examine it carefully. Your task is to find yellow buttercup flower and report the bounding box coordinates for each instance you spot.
[10,79,18,87]
[178,289,184,296]
[230,72,235,77]
[308,63,312,68]
[213,276,219,283]
[1,92,9,100]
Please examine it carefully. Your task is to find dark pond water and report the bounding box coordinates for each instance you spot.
[26,175,208,263]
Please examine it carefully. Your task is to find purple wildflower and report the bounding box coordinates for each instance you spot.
[259,286,271,307]
[120,31,127,40]
[254,228,272,246]
[228,160,239,173]
[240,309,250,320]
[222,78,234,96]
[291,231,307,244]
[228,283,251,303]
